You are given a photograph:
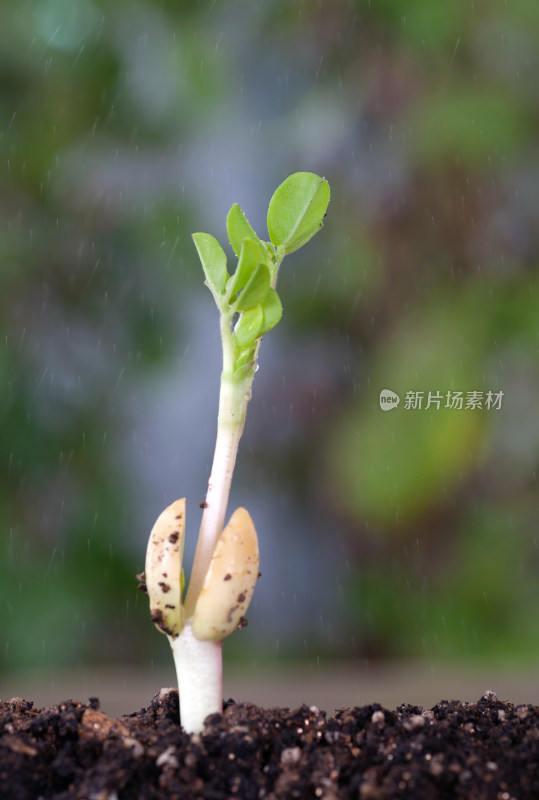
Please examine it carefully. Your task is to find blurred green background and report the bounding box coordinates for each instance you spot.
[1,0,538,681]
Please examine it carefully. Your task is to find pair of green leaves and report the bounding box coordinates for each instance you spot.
[192,225,279,373]
[227,171,330,259]
[192,172,330,372]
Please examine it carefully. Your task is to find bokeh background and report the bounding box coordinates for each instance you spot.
[1,0,538,698]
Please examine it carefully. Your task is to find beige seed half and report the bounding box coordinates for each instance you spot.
[145,498,185,638]
[192,508,259,642]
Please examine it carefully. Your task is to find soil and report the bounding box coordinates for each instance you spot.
[1,689,538,799]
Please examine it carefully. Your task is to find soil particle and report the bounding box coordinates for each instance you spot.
[1,690,538,799]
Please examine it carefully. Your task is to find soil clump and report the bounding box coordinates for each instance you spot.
[1,689,537,799]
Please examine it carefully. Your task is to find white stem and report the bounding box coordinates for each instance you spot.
[184,318,252,617]
[170,622,222,733]
[184,410,243,615]
[176,303,265,731]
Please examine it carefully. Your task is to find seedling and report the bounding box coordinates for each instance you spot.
[140,172,330,733]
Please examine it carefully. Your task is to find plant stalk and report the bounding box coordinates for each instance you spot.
[170,623,222,733]
[184,312,253,617]
[176,313,255,731]
[178,251,283,728]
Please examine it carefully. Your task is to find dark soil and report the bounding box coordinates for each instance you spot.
[1,689,538,799]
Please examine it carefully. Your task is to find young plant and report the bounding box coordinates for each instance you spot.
[140,172,330,733]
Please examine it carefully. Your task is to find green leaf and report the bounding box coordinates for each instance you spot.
[232,361,255,381]
[263,241,277,261]
[227,203,261,257]
[234,305,263,348]
[233,361,256,381]
[192,232,228,295]
[267,172,330,255]
[235,345,256,369]
[259,289,283,336]
[227,238,266,297]
[235,263,271,311]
